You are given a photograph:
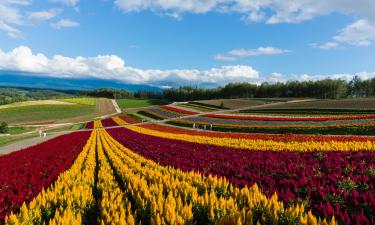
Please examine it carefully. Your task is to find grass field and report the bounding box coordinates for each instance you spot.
[0,104,96,125]
[0,100,73,110]
[59,97,97,105]
[116,99,168,108]
[7,126,36,135]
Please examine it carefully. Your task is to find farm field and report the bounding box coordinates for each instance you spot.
[135,103,375,135]
[0,104,96,125]
[1,98,375,225]
[116,99,168,109]
[250,98,375,111]
[0,100,74,110]
[196,98,291,109]
[59,97,97,105]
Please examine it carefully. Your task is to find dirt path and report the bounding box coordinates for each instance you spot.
[0,132,69,155]
[111,99,122,114]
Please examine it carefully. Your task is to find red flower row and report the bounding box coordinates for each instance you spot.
[0,131,90,221]
[141,123,375,142]
[119,114,141,124]
[101,118,118,127]
[203,113,375,121]
[160,105,198,115]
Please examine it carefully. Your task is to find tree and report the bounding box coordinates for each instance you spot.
[0,122,8,134]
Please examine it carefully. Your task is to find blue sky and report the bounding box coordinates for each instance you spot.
[0,0,375,88]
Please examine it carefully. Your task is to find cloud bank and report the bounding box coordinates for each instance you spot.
[1,46,374,88]
[0,46,260,87]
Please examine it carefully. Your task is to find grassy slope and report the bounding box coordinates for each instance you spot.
[59,97,97,105]
[7,126,36,135]
[116,99,168,108]
[0,104,96,124]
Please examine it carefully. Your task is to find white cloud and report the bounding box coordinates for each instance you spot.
[0,0,30,37]
[0,20,21,38]
[266,72,375,83]
[310,42,339,50]
[0,1,24,25]
[28,9,60,24]
[0,46,260,87]
[229,47,290,57]
[214,54,236,62]
[51,19,80,29]
[49,0,79,6]
[333,19,375,46]
[114,0,375,48]
[114,0,375,24]
[313,19,375,49]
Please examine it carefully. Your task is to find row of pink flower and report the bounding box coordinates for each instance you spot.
[203,113,375,121]
[107,126,375,225]
[0,131,90,221]
[160,105,198,115]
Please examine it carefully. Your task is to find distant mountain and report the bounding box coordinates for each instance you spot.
[0,71,162,92]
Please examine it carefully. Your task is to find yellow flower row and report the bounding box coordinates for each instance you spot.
[99,128,336,224]
[112,116,128,125]
[95,122,135,225]
[6,128,97,225]
[176,119,375,129]
[126,125,375,152]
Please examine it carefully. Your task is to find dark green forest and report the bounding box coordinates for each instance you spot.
[1,76,375,105]
[80,76,375,101]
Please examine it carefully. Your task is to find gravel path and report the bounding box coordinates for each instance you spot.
[0,132,69,155]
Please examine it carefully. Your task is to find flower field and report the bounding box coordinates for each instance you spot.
[107,123,374,224]
[135,104,375,135]
[1,113,374,225]
[0,131,90,221]
[1,121,335,225]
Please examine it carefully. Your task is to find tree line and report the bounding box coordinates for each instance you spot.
[79,76,375,101]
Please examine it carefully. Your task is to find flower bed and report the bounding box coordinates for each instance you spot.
[101,117,118,127]
[119,114,141,124]
[204,113,375,121]
[140,123,375,142]
[108,127,374,224]
[0,131,91,221]
[160,105,199,115]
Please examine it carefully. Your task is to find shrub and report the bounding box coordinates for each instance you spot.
[0,122,8,133]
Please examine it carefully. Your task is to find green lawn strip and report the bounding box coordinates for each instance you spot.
[46,123,87,133]
[166,120,375,135]
[116,99,169,108]
[58,97,97,105]
[179,103,216,112]
[0,104,96,125]
[0,133,39,147]
[189,101,229,109]
[7,126,37,135]
[128,113,149,122]
[136,111,163,120]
